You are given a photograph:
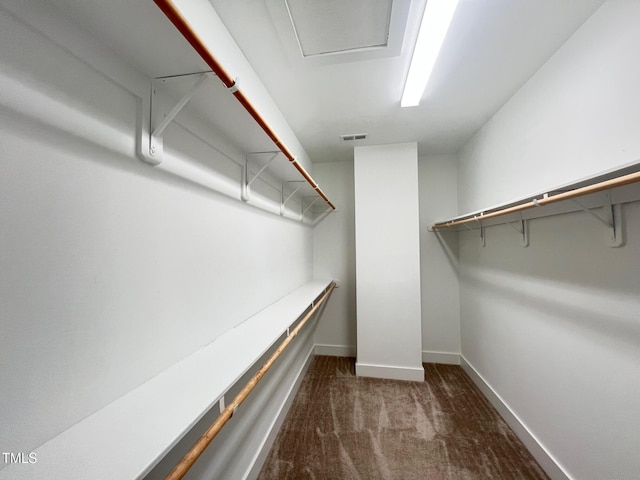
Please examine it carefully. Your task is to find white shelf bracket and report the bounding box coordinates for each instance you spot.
[280,181,305,216]
[605,203,624,247]
[474,213,486,247]
[310,205,334,226]
[242,152,279,202]
[218,396,225,413]
[507,219,529,247]
[572,199,613,228]
[572,198,624,247]
[138,72,210,166]
[302,197,320,219]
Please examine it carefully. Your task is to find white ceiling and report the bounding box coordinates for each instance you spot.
[49,0,606,164]
[209,0,606,162]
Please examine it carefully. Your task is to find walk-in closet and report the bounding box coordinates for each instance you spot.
[1,1,639,479]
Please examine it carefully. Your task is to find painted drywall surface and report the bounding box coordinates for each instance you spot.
[418,155,460,356]
[459,206,640,480]
[354,143,423,377]
[0,2,312,471]
[312,156,460,360]
[457,2,640,479]
[458,0,640,213]
[312,160,357,354]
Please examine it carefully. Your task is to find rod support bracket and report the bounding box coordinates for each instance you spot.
[228,77,240,94]
[301,196,320,222]
[508,219,529,247]
[138,73,210,166]
[280,181,305,216]
[605,203,624,247]
[573,198,624,247]
[242,152,279,202]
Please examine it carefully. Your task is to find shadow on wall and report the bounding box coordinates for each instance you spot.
[0,91,245,211]
[458,200,640,297]
[432,229,459,272]
[461,264,640,351]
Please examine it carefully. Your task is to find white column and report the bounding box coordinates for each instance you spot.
[354,142,424,381]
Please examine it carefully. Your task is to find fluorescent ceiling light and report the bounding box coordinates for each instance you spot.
[401,0,459,107]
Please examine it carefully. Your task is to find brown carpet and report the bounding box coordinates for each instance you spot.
[258,356,549,480]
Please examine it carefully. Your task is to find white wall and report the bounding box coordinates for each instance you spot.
[312,160,357,356]
[312,155,461,363]
[457,1,640,479]
[458,0,640,213]
[418,155,460,363]
[354,143,423,381]
[0,1,316,476]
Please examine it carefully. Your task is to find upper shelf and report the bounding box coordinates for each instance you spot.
[430,161,640,231]
[146,0,335,213]
[48,0,335,221]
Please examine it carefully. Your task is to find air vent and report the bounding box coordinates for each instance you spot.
[340,133,368,141]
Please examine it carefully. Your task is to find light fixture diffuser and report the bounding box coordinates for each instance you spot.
[401,0,459,107]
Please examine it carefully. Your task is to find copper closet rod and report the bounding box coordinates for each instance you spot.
[154,0,335,210]
[165,281,336,480]
[432,170,640,230]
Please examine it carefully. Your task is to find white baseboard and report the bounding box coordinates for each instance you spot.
[245,342,316,480]
[313,346,461,365]
[422,351,460,365]
[460,355,571,480]
[314,344,356,357]
[355,362,424,382]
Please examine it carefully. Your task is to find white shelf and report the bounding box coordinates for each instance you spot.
[430,160,640,231]
[40,0,335,221]
[0,279,333,480]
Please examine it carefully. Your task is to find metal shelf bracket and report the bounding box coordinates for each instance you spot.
[302,197,320,216]
[474,213,486,247]
[507,219,529,247]
[310,205,334,226]
[301,196,322,223]
[572,199,612,228]
[605,203,624,247]
[138,72,210,166]
[241,152,279,202]
[572,197,624,247]
[280,181,305,216]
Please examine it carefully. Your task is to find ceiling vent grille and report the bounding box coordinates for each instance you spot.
[340,133,368,141]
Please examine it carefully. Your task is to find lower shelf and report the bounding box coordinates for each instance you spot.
[0,279,333,480]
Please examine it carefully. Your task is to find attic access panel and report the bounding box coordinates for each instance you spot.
[267,0,410,66]
[287,0,392,56]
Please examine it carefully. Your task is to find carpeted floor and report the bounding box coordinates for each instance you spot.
[258,356,549,480]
